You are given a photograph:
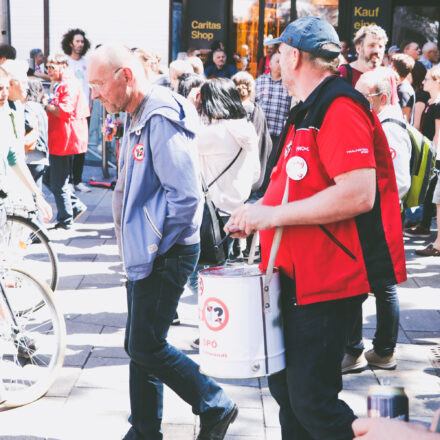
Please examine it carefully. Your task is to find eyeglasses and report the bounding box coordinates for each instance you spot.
[46,65,59,70]
[89,67,122,91]
[363,92,382,98]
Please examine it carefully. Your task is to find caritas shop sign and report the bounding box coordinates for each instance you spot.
[350,0,391,39]
[184,0,228,49]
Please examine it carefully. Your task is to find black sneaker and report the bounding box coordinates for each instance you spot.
[171,312,180,326]
[197,404,238,440]
[53,222,72,230]
[191,338,199,350]
[73,204,87,221]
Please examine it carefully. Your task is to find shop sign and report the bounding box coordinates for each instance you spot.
[185,0,228,49]
[350,0,391,39]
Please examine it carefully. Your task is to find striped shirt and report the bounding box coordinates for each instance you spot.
[255,73,291,137]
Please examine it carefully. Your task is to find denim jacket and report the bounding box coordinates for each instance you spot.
[120,86,202,281]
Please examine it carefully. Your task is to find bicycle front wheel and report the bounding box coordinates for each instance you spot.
[4,215,59,291]
[0,268,66,407]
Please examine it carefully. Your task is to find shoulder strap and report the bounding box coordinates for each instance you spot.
[346,64,353,86]
[207,148,243,188]
[382,118,407,130]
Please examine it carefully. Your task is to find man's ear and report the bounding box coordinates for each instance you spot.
[355,43,361,56]
[121,67,134,84]
[291,48,301,70]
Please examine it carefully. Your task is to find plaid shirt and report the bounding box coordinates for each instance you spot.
[255,73,291,137]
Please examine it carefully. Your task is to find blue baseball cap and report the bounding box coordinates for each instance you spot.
[265,16,341,59]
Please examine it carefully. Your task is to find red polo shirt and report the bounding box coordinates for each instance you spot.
[260,96,406,305]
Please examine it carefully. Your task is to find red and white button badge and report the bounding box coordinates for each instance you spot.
[202,297,229,332]
[286,155,308,181]
[132,143,145,162]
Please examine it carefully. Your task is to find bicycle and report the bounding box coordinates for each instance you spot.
[0,267,66,407]
[3,198,59,293]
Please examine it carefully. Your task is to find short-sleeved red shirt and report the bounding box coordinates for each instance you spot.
[47,74,90,156]
[260,94,406,306]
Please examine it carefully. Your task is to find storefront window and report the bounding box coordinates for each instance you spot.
[232,0,292,77]
[297,0,338,28]
[264,1,292,44]
[232,0,260,76]
[392,7,440,46]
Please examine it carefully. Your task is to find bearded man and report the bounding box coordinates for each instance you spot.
[338,25,388,87]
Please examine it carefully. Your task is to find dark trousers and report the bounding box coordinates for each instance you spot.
[49,154,83,226]
[123,243,232,440]
[268,273,366,440]
[346,285,399,357]
[71,152,86,186]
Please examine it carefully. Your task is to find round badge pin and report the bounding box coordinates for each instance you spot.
[286,156,308,181]
[132,143,145,162]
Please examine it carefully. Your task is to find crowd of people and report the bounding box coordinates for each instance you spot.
[0,16,439,440]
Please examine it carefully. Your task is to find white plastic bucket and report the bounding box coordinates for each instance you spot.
[198,264,285,379]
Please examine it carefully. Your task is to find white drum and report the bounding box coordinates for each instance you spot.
[198,264,285,379]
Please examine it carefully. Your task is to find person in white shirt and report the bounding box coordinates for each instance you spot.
[198,78,260,216]
[356,67,411,200]
[343,67,411,374]
[61,28,91,193]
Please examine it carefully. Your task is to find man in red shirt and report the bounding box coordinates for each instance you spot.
[338,24,387,87]
[45,53,89,229]
[225,17,406,440]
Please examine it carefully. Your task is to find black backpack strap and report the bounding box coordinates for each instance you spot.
[207,148,243,188]
[346,64,353,86]
[382,118,407,130]
[339,64,353,86]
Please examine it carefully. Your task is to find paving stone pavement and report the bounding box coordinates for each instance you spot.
[1,165,439,439]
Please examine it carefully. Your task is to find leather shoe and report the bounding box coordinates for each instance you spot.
[415,243,440,256]
[197,404,238,440]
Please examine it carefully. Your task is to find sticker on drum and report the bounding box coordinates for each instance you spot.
[202,297,229,331]
[286,156,308,181]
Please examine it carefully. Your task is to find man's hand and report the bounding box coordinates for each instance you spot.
[224,204,278,238]
[35,195,53,223]
[352,417,431,440]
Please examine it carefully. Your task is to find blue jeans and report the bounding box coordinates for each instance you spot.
[49,155,83,226]
[346,285,399,357]
[123,243,233,440]
[268,273,366,440]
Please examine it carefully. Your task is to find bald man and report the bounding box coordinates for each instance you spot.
[87,46,237,440]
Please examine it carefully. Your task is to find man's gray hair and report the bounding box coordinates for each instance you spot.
[422,42,438,54]
[353,24,388,47]
[358,67,395,105]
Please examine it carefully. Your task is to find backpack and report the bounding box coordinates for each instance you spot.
[382,118,436,208]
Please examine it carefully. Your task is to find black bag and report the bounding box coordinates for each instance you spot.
[199,181,228,265]
[198,148,242,266]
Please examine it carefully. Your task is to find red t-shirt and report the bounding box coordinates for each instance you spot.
[337,64,363,87]
[260,97,406,305]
